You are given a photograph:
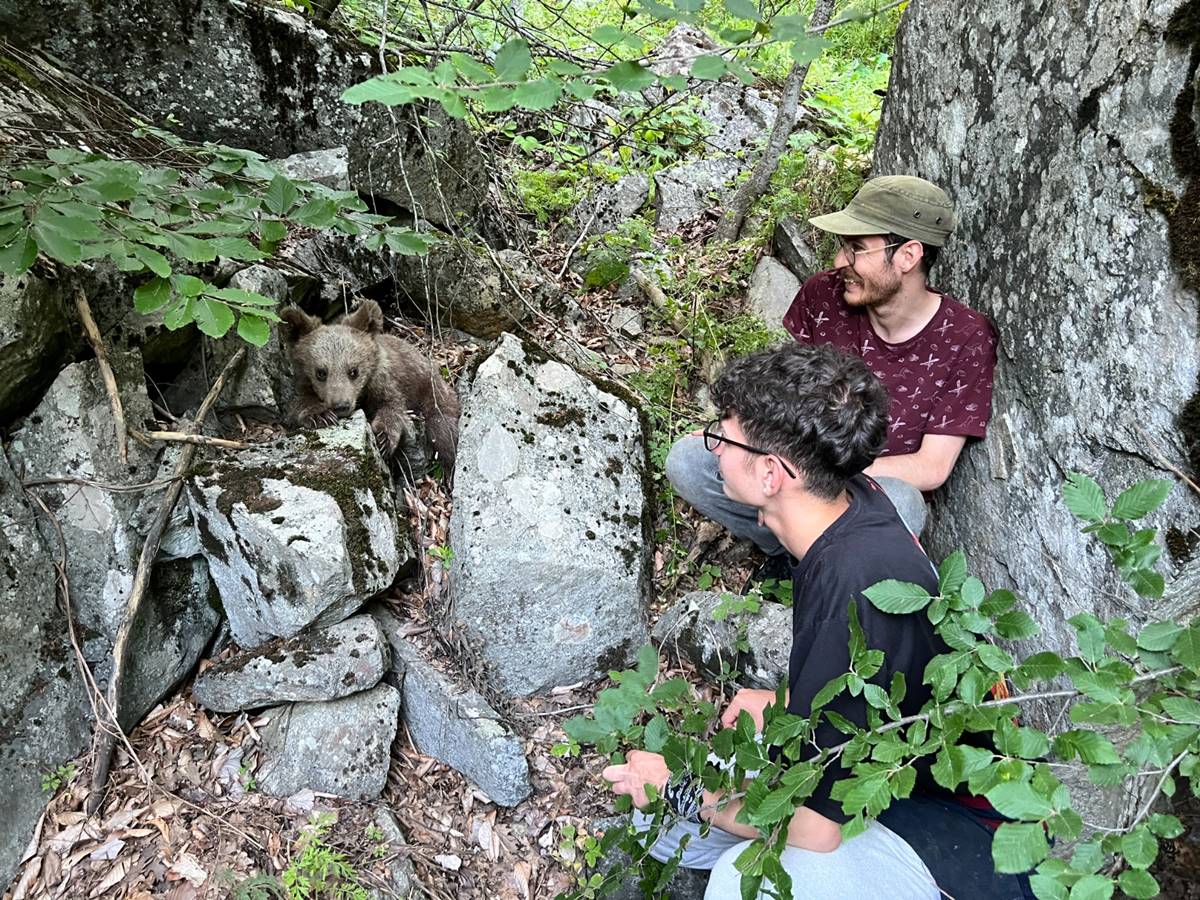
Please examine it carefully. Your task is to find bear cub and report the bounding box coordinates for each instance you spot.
[280,300,460,474]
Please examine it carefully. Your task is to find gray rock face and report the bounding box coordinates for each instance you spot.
[653,158,742,231]
[187,412,409,648]
[348,104,487,231]
[257,682,401,801]
[874,2,1200,826]
[280,230,396,305]
[375,610,532,807]
[449,334,651,697]
[653,591,791,690]
[772,217,820,280]
[275,147,350,191]
[1,0,373,158]
[649,24,721,77]
[574,175,650,236]
[0,273,72,426]
[0,449,90,888]
[696,82,779,156]
[746,255,801,325]
[395,243,553,340]
[194,615,389,713]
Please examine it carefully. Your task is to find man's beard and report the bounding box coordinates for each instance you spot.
[841,264,902,308]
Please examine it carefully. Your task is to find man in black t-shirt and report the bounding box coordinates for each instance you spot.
[602,344,1033,899]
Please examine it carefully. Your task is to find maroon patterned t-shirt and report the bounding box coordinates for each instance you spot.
[782,270,998,457]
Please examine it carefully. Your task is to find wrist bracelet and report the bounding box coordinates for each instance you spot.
[662,770,703,823]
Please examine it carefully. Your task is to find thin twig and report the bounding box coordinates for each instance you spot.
[134,430,249,450]
[87,348,246,813]
[632,267,724,383]
[23,475,184,493]
[558,203,601,279]
[73,287,128,463]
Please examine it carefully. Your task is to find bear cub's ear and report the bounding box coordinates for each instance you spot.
[279,307,322,345]
[343,299,384,335]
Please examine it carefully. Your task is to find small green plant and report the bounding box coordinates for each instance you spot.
[239,761,257,792]
[695,563,722,591]
[429,544,455,570]
[281,813,369,900]
[583,219,655,288]
[41,762,78,793]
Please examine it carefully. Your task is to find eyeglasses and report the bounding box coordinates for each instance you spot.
[702,420,797,479]
[840,241,905,266]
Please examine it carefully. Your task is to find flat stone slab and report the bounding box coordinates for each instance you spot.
[193,615,389,712]
[375,610,531,807]
[257,682,401,801]
[187,412,408,648]
[747,255,801,325]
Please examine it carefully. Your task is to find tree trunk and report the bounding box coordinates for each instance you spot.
[711,0,836,243]
[874,0,1200,827]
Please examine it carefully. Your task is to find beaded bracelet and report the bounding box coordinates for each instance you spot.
[661,770,704,823]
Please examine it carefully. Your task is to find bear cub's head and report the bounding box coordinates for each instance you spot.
[280,300,384,419]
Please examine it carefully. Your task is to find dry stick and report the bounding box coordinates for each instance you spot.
[712,0,837,243]
[134,429,248,450]
[24,474,182,493]
[73,287,128,463]
[87,348,246,813]
[631,267,725,384]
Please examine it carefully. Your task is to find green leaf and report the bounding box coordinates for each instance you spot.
[1111,479,1172,520]
[264,175,299,216]
[1116,870,1159,900]
[192,297,235,338]
[133,277,173,313]
[1160,695,1200,724]
[723,0,762,21]
[172,274,206,297]
[208,287,278,307]
[1052,730,1120,765]
[1014,652,1066,686]
[1127,569,1165,598]
[290,198,339,228]
[1029,874,1068,900]
[236,314,271,347]
[977,643,1015,673]
[643,715,669,752]
[1067,874,1113,900]
[1120,826,1158,869]
[162,296,193,330]
[1068,612,1106,663]
[479,85,518,111]
[995,610,1039,640]
[690,55,728,80]
[1063,472,1106,522]
[985,781,1055,821]
[1148,813,1184,838]
[440,91,469,120]
[863,580,931,614]
[1171,624,1200,672]
[494,38,532,82]
[592,25,644,50]
[567,78,598,100]
[450,52,493,83]
[47,200,104,221]
[513,77,563,111]
[260,220,288,244]
[788,36,828,66]
[208,237,268,261]
[604,61,657,93]
[30,218,82,265]
[130,243,172,277]
[991,821,1049,873]
[163,231,218,263]
[0,233,37,276]
[938,550,967,597]
[564,715,610,745]
[341,75,417,106]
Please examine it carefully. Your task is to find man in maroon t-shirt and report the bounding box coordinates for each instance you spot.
[666,175,997,550]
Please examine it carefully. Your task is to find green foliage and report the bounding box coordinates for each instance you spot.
[562,475,1198,899]
[429,544,455,570]
[0,131,432,346]
[40,762,78,793]
[583,219,655,288]
[281,813,369,900]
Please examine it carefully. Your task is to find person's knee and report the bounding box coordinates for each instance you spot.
[665,434,710,500]
[876,476,928,536]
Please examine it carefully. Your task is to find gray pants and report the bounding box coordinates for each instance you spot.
[665,436,927,555]
[632,812,939,899]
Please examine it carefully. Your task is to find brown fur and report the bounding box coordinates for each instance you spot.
[279,300,460,474]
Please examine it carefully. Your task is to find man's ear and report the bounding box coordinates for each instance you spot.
[344,299,384,334]
[279,307,321,345]
[895,240,924,276]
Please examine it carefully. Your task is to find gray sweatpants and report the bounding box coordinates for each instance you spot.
[632,812,939,900]
[665,435,928,556]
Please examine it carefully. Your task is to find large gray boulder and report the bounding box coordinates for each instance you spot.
[8,353,220,730]
[873,1,1200,826]
[0,273,73,426]
[449,334,652,697]
[572,175,651,237]
[0,449,90,888]
[653,157,742,231]
[257,682,401,801]
[375,609,532,807]
[187,412,409,648]
[1,0,373,158]
[193,615,389,713]
[746,255,801,325]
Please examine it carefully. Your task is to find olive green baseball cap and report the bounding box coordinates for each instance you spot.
[808,175,955,247]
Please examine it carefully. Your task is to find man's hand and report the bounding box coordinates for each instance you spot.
[602,750,671,809]
[719,688,780,732]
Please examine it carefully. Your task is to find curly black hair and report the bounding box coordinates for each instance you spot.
[710,343,889,500]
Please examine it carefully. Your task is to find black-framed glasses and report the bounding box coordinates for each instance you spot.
[702,420,797,479]
[840,240,905,266]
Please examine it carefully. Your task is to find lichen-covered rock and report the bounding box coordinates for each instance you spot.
[573,175,650,236]
[449,334,651,697]
[873,1,1200,827]
[375,609,531,807]
[187,412,409,648]
[274,147,350,191]
[257,682,401,801]
[746,255,800,325]
[2,0,373,158]
[194,615,389,712]
[652,591,791,690]
[653,157,741,231]
[772,217,820,280]
[0,272,72,426]
[0,449,90,888]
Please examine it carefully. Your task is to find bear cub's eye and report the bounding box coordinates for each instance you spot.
[315,367,328,382]
[348,367,359,380]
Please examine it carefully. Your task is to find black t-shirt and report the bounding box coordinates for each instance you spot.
[786,474,944,824]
